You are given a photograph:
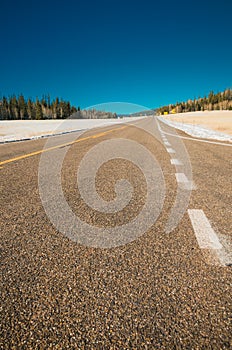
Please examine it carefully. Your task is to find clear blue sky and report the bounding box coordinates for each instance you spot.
[1,0,232,113]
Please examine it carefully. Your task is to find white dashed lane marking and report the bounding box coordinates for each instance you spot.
[171,159,182,165]
[175,173,196,190]
[175,173,188,183]
[188,209,232,266]
[166,148,175,154]
[157,119,231,266]
[188,209,222,249]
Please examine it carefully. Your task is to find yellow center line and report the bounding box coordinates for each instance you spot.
[0,125,127,167]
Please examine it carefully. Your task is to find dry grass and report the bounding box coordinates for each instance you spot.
[163,111,232,135]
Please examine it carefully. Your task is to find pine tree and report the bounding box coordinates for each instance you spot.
[27,98,34,119]
[18,94,28,119]
[35,99,43,120]
[53,97,60,119]
[11,96,20,119]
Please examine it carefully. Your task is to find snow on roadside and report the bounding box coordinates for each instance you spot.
[0,117,144,143]
[158,117,232,143]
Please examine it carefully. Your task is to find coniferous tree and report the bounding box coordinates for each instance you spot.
[35,99,43,120]
[0,95,79,120]
[157,88,232,115]
[27,98,34,119]
[18,94,28,119]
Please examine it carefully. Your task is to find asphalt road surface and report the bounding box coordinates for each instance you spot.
[0,117,231,349]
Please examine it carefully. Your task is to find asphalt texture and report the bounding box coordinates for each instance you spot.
[0,117,231,349]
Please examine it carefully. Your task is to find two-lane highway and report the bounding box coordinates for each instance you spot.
[0,117,231,349]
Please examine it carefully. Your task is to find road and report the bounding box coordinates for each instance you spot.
[0,117,231,349]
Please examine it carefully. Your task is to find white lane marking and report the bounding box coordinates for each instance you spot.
[164,141,171,146]
[171,158,182,165]
[185,181,197,190]
[175,173,188,182]
[187,209,232,266]
[166,147,175,153]
[188,209,222,249]
[175,173,196,190]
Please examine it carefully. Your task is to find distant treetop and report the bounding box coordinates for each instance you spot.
[0,94,78,120]
[0,94,117,120]
[157,88,232,115]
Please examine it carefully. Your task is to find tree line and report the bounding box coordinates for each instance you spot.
[157,88,232,115]
[0,95,78,120]
[0,95,118,120]
[72,109,117,119]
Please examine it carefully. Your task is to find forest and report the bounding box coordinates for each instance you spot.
[0,95,118,120]
[0,95,78,120]
[157,88,232,115]
[1,88,232,119]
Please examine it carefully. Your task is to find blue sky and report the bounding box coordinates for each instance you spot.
[0,0,232,113]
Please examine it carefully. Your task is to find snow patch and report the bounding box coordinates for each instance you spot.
[0,117,145,143]
[159,117,232,143]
